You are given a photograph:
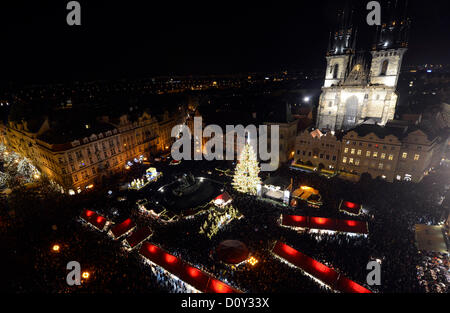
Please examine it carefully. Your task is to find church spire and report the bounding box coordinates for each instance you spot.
[373,0,411,51]
[327,3,356,56]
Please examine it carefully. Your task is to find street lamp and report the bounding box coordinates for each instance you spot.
[303,96,310,103]
[52,244,60,252]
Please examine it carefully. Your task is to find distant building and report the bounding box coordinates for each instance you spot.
[263,103,298,166]
[295,129,341,171]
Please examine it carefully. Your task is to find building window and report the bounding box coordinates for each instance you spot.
[357,150,362,156]
[355,159,360,166]
[414,154,420,161]
[373,152,378,158]
[344,148,349,153]
[349,158,354,164]
[402,152,408,159]
[381,153,386,160]
[380,60,389,76]
[366,151,371,157]
[73,174,78,182]
[388,154,394,161]
[378,163,384,170]
[351,149,355,155]
[343,157,347,163]
[333,64,339,79]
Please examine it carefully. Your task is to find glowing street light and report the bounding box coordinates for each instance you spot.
[303,96,310,103]
[248,256,258,266]
[52,244,60,252]
[82,271,90,279]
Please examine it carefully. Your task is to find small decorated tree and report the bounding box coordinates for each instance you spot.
[232,144,261,194]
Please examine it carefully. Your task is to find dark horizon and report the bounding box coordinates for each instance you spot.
[1,0,450,85]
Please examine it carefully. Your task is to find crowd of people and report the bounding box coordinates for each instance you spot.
[416,251,449,293]
[1,159,448,294]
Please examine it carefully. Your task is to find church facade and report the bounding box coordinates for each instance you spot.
[316,6,411,131]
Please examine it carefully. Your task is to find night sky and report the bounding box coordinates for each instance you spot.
[1,0,449,84]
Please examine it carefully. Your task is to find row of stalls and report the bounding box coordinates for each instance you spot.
[79,209,240,293]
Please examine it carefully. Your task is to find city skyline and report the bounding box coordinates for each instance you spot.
[1,0,450,85]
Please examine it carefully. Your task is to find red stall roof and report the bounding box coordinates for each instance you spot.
[273,242,372,293]
[309,217,336,230]
[139,242,241,293]
[281,215,368,235]
[335,219,368,234]
[126,227,152,248]
[80,209,97,223]
[273,242,339,288]
[80,209,107,231]
[336,275,372,293]
[282,215,309,228]
[111,218,136,239]
[339,201,362,215]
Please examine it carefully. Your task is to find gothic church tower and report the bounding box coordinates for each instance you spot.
[316,1,411,132]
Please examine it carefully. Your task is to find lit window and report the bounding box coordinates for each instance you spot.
[388,154,394,161]
[343,157,347,163]
[373,152,378,158]
[414,154,420,161]
[351,149,355,155]
[355,159,360,166]
[357,150,362,156]
[381,153,386,160]
[378,163,384,170]
[402,152,408,159]
[349,158,354,164]
[344,148,349,153]
[366,151,371,157]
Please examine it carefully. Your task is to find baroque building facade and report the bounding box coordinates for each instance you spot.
[294,122,445,183]
[0,109,184,193]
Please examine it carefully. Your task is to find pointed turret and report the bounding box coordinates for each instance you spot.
[373,0,411,51]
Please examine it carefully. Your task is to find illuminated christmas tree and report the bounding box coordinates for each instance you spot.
[232,144,261,194]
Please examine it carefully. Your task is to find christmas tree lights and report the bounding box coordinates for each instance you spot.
[232,144,261,194]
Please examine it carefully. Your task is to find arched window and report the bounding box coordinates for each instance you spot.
[380,60,389,76]
[333,64,339,79]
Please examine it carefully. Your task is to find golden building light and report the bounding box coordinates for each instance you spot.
[247,256,258,266]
